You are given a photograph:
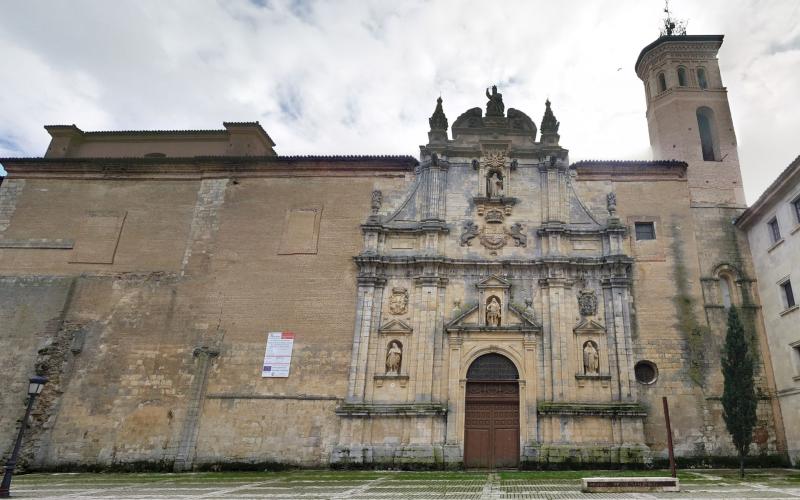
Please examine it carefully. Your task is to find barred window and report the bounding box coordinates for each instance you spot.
[634,222,656,241]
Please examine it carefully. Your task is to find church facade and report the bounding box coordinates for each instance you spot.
[0,33,789,469]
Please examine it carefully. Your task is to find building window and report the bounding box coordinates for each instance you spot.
[634,222,656,241]
[697,67,708,89]
[696,106,719,161]
[720,276,732,309]
[793,344,800,375]
[634,360,658,384]
[793,196,800,224]
[677,67,688,86]
[768,217,782,243]
[657,72,667,93]
[781,280,796,309]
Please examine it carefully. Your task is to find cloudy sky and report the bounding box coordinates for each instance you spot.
[1,0,798,203]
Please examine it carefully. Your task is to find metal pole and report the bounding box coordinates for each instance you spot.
[662,396,676,478]
[0,394,37,498]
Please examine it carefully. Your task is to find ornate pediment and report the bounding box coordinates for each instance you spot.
[379,319,413,335]
[476,274,511,290]
[573,318,606,335]
[445,301,540,333]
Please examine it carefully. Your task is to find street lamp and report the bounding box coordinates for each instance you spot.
[0,375,48,498]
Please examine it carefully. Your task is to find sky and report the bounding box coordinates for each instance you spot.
[1,0,798,204]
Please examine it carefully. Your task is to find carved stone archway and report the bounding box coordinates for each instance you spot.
[463,353,520,469]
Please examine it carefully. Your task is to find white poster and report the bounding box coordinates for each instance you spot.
[262,331,295,377]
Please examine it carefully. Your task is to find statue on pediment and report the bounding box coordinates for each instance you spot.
[485,85,505,117]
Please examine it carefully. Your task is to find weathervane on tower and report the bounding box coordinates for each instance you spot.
[661,0,687,36]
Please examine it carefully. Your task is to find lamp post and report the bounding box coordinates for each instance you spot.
[0,375,48,498]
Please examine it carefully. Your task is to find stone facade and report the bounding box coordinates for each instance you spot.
[0,35,789,470]
[736,155,800,466]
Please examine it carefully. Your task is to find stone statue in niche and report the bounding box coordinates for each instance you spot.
[486,296,502,327]
[486,170,504,198]
[371,190,382,215]
[507,223,527,247]
[485,85,505,117]
[385,341,402,375]
[460,221,480,246]
[578,289,598,317]
[389,287,409,315]
[583,341,600,375]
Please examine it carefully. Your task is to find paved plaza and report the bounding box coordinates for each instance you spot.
[6,469,800,499]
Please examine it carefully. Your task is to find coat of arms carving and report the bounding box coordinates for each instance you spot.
[578,289,598,317]
[389,287,409,315]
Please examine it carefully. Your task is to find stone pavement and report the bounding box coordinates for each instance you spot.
[7,469,800,499]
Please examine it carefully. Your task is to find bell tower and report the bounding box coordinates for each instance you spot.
[636,34,746,206]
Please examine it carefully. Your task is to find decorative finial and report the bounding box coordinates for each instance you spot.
[540,99,560,135]
[606,192,617,217]
[371,190,382,215]
[429,96,448,131]
[660,0,687,36]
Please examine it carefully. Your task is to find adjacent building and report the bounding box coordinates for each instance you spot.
[0,31,790,470]
[735,155,800,466]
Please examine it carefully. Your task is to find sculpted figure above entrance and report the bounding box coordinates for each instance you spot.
[337,87,649,470]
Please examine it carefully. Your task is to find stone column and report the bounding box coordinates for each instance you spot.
[540,277,572,401]
[602,276,636,401]
[522,335,538,444]
[412,277,444,402]
[445,334,463,444]
[346,277,385,402]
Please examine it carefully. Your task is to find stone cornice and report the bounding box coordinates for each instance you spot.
[635,34,724,76]
[0,155,418,179]
[572,160,687,181]
[354,254,634,268]
[538,401,647,417]
[336,403,447,417]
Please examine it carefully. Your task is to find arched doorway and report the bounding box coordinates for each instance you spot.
[464,353,520,469]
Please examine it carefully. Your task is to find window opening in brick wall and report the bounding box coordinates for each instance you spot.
[657,72,667,93]
[634,360,658,384]
[781,279,796,310]
[697,67,708,89]
[696,106,719,161]
[768,217,782,243]
[634,222,656,241]
[720,276,732,309]
[677,66,688,87]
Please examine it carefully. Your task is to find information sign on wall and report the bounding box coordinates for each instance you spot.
[262,331,294,377]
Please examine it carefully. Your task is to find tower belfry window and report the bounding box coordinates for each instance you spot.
[696,107,719,161]
[677,67,688,87]
[697,68,708,89]
[657,72,667,93]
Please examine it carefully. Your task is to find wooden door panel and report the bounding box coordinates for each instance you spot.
[464,381,520,469]
[464,429,490,468]
[493,427,519,468]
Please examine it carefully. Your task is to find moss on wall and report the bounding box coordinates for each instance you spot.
[669,222,709,386]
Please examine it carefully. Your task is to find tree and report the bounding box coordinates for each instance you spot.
[720,306,758,478]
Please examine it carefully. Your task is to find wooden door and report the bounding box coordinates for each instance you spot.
[464,381,520,469]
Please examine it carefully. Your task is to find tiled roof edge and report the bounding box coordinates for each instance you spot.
[736,154,800,228]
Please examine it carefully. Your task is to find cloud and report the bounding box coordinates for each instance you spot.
[0,0,798,203]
